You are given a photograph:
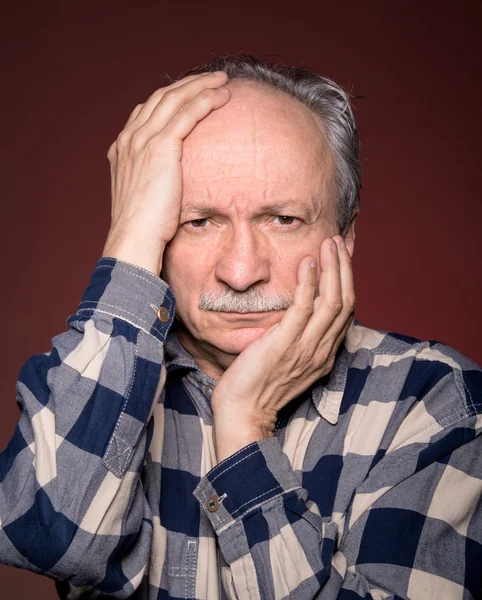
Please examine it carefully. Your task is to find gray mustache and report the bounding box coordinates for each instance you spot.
[198,288,293,313]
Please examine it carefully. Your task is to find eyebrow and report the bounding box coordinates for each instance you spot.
[182,201,320,221]
[259,201,319,221]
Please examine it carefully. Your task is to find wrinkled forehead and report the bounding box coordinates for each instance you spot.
[181,80,334,190]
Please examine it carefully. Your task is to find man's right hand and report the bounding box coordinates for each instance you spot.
[102,71,231,275]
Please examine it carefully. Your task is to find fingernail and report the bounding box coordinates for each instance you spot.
[218,86,229,94]
[310,261,317,269]
[339,238,346,249]
[214,71,227,76]
[330,241,337,252]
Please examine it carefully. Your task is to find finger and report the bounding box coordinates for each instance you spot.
[334,235,356,318]
[273,256,318,343]
[303,237,342,341]
[317,235,356,339]
[130,72,227,135]
[109,74,214,190]
[124,103,144,128]
[307,235,356,374]
[153,84,231,146]
[313,311,354,377]
[109,152,117,209]
[333,311,355,352]
[127,74,205,130]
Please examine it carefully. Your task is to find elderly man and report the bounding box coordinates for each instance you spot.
[0,53,481,600]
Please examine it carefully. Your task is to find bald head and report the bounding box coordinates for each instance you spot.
[180,80,336,225]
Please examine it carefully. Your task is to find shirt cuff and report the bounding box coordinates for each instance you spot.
[194,436,302,533]
[67,257,176,343]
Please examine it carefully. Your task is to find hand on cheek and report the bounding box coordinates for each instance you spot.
[211,235,356,463]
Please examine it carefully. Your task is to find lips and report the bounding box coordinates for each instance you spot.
[217,310,279,319]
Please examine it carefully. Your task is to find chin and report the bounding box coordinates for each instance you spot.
[208,326,269,355]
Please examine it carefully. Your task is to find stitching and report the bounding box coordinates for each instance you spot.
[121,335,139,413]
[77,308,165,339]
[95,264,163,288]
[458,368,475,409]
[209,448,260,484]
[79,298,172,335]
[394,422,442,449]
[102,336,139,475]
[207,442,259,477]
[103,434,132,477]
[187,540,196,598]
[96,259,165,282]
[390,405,480,452]
[230,485,282,517]
[214,489,293,529]
[79,302,164,325]
[184,540,189,598]
[113,268,167,290]
[199,485,288,528]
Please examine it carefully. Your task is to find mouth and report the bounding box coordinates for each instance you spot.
[216,310,281,319]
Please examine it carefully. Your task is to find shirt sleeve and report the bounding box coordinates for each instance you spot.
[194,361,482,600]
[0,257,175,598]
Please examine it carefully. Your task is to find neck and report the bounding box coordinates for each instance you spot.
[176,324,237,382]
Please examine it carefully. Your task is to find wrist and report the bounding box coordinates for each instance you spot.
[212,412,274,463]
[102,232,166,276]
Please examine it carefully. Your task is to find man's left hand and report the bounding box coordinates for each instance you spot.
[211,235,355,463]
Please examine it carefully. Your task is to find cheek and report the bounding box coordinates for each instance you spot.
[271,237,323,282]
[162,241,210,304]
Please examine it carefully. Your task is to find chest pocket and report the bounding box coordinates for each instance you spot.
[164,537,198,598]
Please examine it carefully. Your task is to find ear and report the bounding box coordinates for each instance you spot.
[342,211,358,259]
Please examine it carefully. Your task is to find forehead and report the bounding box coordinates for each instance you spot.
[181,80,334,204]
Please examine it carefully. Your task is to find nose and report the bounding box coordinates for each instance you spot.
[214,225,270,291]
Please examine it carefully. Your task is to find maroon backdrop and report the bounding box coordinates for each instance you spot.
[1,1,481,597]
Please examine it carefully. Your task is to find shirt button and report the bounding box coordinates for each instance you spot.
[206,496,219,512]
[157,306,170,323]
[204,384,214,398]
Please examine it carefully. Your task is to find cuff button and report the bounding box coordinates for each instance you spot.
[157,306,170,323]
[206,496,219,512]
[204,384,214,398]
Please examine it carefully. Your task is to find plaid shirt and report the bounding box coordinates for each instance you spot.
[0,258,481,600]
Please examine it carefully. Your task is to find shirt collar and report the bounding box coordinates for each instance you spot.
[164,322,217,391]
[164,318,361,426]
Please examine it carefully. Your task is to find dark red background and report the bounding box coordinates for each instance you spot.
[1,1,481,597]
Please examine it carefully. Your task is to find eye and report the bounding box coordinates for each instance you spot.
[189,218,209,228]
[274,216,298,226]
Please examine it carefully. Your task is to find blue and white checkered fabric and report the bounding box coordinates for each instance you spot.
[1,258,481,599]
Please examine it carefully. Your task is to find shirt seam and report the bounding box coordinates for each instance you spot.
[77,307,167,340]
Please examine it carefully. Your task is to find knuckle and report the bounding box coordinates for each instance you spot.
[116,129,130,147]
[320,353,335,372]
[292,301,312,316]
[107,142,116,159]
[199,86,217,97]
[151,87,166,99]
[145,136,166,155]
[327,298,343,314]
[162,88,178,102]
[177,102,192,117]
[130,132,144,152]
[197,89,216,106]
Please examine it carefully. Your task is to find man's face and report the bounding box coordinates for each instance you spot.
[163,80,339,359]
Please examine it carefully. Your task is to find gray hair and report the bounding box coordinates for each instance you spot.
[177,52,362,234]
